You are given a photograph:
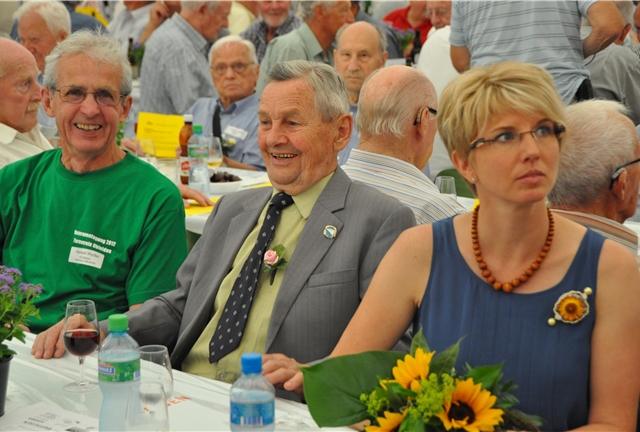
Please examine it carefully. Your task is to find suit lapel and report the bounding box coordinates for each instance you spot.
[265,169,350,349]
[175,190,271,361]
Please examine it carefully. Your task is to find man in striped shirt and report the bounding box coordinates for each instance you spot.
[549,100,640,268]
[342,65,466,225]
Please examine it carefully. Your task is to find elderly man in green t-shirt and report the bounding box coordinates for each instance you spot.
[0,30,188,333]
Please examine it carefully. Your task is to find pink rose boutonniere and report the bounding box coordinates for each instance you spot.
[263,244,287,285]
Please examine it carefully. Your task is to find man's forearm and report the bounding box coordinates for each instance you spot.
[583,29,619,57]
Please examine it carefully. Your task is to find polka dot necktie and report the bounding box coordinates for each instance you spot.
[209,192,295,363]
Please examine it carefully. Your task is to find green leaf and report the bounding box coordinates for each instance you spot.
[465,363,503,391]
[429,337,463,377]
[384,381,415,411]
[301,350,406,428]
[399,414,425,432]
[273,244,286,256]
[410,327,429,356]
[385,383,405,412]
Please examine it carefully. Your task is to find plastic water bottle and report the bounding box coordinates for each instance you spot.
[98,314,140,432]
[230,353,275,431]
[188,124,208,168]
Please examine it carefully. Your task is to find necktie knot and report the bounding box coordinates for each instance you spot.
[270,192,294,211]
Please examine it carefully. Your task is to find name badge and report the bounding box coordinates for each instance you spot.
[68,246,104,269]
[224,125,248,140]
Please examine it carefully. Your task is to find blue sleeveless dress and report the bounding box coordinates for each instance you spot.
[414,217,605,431]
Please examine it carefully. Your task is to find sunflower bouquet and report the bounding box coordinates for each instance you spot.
[300,331,542,432]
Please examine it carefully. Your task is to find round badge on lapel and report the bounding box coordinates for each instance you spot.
[324,225,338,240]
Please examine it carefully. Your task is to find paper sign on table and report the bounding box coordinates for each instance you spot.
[0,402,98,431]
[136,112,184,158]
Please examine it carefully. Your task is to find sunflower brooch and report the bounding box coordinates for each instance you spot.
[548,287,592,326]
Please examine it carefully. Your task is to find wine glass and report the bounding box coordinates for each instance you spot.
[140,345,174,399]
[435,176,457,201]
[208,136,223,169]
[136,138,158,168]
[125,382,170,432]
[63,299,100,392]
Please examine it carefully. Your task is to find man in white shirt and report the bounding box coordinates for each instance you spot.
[13,1,71,132]
[416,0,457,179]
[107,1,154,53]
[0,38,52,169]
[342,65,466,224]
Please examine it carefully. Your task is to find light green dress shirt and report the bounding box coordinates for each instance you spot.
[256,22,334,96]
[182,174,333,383]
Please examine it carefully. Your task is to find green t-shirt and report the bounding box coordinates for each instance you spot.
[0,150,188,333]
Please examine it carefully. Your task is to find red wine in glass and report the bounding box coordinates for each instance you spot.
[64,329,100,357]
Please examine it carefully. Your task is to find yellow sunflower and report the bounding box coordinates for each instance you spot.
[392,348,434,391]
[365,410,407,432]
[554,293,588,323]
[438,378,503,432]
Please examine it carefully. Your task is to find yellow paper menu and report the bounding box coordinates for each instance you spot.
[136,112,184,158]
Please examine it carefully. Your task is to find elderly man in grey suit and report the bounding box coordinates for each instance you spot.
[33,60,415,400]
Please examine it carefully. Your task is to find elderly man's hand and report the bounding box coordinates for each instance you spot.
[31,319,66,359]
[178,183,213,208]
[149,1,170,28]
[262,353,306,397]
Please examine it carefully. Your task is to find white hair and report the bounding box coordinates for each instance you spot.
[43,30,132,97]
[616,0,634,26]
[335,21,387,55]
[13,1,71,37]
[208,35,258,64]
[267,60,349,122]
[357,68,437,139]
[180,1,220,13]
[548,100,637,208]
[297,1,338,21]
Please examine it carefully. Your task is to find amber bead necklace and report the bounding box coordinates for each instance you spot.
[471,206,554,293]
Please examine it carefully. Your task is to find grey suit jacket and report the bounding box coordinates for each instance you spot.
[124,168,415,371]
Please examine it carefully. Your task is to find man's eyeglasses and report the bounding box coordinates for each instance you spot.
[609,157,640,189]
[211,62,254,76]
[413,106,438,125]
[53,86,125,107]
[470,123,565,150]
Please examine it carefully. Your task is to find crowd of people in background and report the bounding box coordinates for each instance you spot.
[1,1,640,430]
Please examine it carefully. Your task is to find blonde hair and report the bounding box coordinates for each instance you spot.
[437,61,566,164]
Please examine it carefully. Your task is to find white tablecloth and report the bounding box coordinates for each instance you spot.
[3,334,348,431]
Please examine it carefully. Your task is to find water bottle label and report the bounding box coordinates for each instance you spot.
[98,359,140,382]
[188,146,208,159]
[230,401,274,427]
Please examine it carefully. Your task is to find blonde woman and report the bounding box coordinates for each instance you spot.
[282,62,640,431]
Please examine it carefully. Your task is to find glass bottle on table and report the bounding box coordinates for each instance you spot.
[179,114,194,184]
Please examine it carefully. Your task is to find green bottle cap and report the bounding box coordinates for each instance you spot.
[193,124,203,134]
[108,314,128,332]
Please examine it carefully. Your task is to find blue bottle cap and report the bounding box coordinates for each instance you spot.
[240,353,262,374]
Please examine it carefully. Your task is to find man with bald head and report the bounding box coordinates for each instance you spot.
[334,21,387,165]
[342,65,465,224]
[0,38,52,169]
[549,100,640,267]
